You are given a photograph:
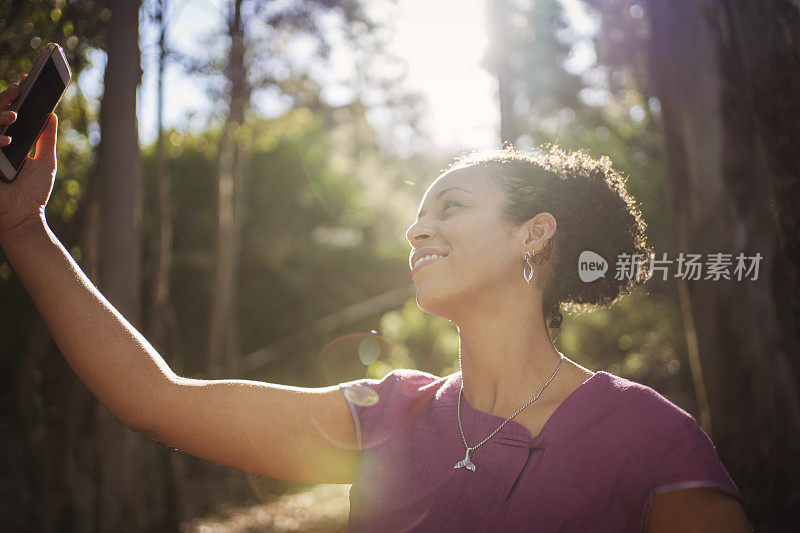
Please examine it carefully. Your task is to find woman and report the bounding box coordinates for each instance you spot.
[0,78,750,531]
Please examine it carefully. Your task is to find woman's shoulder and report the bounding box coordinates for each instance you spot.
[337,368,447,450]
[575,371,744,508]
[383,367,443,384]
[583,370,707,448]
[337,367,445,408]
[598,371,693,417]
[339,367,443,390]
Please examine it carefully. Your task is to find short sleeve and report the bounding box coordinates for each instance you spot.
[338,368,439,451]
[651,415,742,502]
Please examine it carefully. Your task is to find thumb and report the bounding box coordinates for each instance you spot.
[33,113,58,166]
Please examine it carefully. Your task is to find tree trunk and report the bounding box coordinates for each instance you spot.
[149,2,184,528]
[487,0,518,145]
[150,0,175,365]
[646,0,800,527]
[208,0,251,378]
[93,0,147,530]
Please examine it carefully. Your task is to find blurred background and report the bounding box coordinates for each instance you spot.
[1,0,798,531]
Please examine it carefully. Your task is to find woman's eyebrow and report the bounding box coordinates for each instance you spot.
[416,186,473,220]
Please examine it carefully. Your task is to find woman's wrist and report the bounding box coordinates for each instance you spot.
[0,212,49,249]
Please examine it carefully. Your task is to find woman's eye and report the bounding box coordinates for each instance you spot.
[443,201,461,211]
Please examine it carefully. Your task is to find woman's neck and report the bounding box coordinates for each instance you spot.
[455,311,564,418]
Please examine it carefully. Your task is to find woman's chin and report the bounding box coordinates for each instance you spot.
[414,286,457,318]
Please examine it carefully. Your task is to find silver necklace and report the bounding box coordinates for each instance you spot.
[454,353,565,472]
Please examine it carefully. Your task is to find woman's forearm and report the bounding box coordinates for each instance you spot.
[0,214,176,432]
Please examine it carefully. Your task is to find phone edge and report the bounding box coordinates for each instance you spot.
[0,43,71,183]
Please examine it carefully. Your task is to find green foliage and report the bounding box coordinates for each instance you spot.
[0,1,104,242]
[379,297,461,376]
[485,0,584,139]
[0,0,104,405]
[556,289,698,408]
[139,106,425,383]
[0,0,107,82]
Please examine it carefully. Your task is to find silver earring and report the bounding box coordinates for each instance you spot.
[523,249,535,284]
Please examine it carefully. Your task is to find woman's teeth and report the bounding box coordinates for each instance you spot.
[414,254,445,269]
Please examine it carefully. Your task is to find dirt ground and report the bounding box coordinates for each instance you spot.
[180,484,351,532]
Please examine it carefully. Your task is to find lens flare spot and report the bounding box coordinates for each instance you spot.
[343,384,380,407]
[358,336,381,365]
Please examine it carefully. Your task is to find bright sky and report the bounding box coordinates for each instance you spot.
[386,0,498,150]
[76,0,596,152]
[76,0,498,151]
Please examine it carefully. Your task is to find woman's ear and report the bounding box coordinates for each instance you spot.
[520,212,557,251]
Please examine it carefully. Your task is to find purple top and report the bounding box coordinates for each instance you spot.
[338,368,742,532]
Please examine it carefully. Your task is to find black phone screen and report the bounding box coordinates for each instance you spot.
[1,57,66,170]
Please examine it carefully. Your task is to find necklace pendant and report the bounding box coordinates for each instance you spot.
[453,448,476,472]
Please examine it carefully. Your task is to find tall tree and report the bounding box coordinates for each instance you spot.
[0,2,108,530]
[158,0,184,525]
[488,0,800,526]
[486,0,520,144]
[204,0,413,377]
[643,1,800,527]
[145,2,185,527]
[484,0,585,147]
[580,0,800,526]
[92,0,146,529]
[149,0,178,379]
[207,0,251,377]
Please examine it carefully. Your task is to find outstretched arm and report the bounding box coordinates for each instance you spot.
[0,82,360,484]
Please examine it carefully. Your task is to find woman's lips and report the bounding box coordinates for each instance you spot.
[411,255,447,276]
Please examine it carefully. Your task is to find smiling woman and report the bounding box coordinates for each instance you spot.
[0,68,749,532]
[329,144,752,531]
[406,144,653,340]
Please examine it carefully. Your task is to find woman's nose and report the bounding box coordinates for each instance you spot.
[406,218,435,244]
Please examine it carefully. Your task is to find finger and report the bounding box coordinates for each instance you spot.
[33,113,58,166]
[0,74,28,109]
[0,83,20,109]
[0,110,17,125]
[0,135,11,147]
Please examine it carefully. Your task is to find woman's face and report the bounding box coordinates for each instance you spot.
[406,167,525,318]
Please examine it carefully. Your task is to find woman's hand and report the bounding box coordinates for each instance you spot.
[0,74,59,237]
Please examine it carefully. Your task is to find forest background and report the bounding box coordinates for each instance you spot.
[1,0,798,531]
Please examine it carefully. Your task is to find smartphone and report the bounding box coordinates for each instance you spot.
[0,43,72,183]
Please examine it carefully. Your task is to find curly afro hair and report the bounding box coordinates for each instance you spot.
[444,144,653,338]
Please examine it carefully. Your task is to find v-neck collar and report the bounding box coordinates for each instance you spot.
[448,370,608,447]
